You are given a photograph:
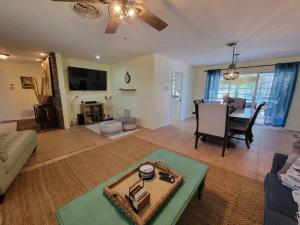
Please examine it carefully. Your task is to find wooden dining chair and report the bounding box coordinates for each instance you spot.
[194,103,230,157]
[229,102,266,148]
[194,99,205,135]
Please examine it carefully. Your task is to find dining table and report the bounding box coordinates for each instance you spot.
[230,107,254,121]
[192,106,255,121]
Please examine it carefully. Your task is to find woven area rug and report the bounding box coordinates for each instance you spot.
[2,136,264,225]
[25,127,110,166]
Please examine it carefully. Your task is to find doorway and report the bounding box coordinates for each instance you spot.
[171,72,183,121]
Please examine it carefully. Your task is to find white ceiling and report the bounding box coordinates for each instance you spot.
[1,0,300,65]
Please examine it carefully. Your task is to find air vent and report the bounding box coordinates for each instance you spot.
[73,3,102,18]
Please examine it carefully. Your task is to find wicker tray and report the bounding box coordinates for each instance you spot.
[103,161,184,225]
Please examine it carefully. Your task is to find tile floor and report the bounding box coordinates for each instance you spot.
[23,117,299,181]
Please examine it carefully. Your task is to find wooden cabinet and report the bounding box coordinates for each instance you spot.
[80,103,104,124]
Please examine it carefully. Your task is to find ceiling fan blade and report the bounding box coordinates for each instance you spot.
[105,18,120,34]
[137,6,168,31]
[52,0,99,2]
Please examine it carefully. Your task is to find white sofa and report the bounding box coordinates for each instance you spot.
[0,122,37,203]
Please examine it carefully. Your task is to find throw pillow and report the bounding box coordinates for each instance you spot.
[280,157,300,190]
[278,136,300,175]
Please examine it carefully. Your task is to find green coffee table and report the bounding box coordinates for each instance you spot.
[56,148,209,225]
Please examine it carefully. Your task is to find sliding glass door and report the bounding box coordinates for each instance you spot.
[215,72,274,123]
[255,73,274,123]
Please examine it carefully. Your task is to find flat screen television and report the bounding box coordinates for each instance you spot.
[68,66,107,91]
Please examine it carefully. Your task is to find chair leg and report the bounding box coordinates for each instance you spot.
[0,194,5,204]
[245,134,250,149]
[222,145,225,157]
[222,138,226,157]
[249,136,253,143]
[195,134,199,149]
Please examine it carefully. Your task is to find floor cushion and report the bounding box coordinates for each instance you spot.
[99,120,123,136]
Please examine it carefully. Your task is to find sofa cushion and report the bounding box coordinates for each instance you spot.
[0,122,17,136]
[3,130,36,173]
[265,173,298,219]
[264,211,297,225]
[0,132,20,161]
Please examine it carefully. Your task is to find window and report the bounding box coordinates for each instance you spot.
[215,72,274,104]
[217,73,258,102]
[255,73,274,104]
[210,72,274,123]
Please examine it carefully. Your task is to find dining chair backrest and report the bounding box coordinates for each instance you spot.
[197,103,229,138]
[245,102,257,109]
[194,99,205,133]
[194,99,205,108]
[231,98,246,109]
[194,99,205,116]
[247,102,266,131]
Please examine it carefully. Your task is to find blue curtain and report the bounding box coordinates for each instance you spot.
[205,69,221,100]
[264,62,299,126]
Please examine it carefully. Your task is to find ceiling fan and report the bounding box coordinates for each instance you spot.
[52,0,168,34]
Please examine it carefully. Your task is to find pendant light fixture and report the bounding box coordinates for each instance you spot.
[223,42,240,80]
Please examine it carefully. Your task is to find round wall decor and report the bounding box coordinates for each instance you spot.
[125,71,131,83]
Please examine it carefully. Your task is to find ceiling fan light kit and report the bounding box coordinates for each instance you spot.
[52,0,168,34]
[0,53,9,60]
[223,42,240,80]
[108,0,139,23]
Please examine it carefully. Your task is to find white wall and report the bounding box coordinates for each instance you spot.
[61,57,111,126]
[0,61,43,121]
[110,54,195,130]
[153,54,195,128]
[111,54,156,129]
[194,56,300,131]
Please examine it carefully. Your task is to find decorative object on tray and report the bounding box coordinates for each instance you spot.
[139,163,155,180]
[159,171,175,183]
[126,179,150,213]
[103,160,183,225]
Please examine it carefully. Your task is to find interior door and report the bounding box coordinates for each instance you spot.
[171,72,183,120]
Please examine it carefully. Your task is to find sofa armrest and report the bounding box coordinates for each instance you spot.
[264,211,297,225]
[271,153,288,174]
[0,162,6,195]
